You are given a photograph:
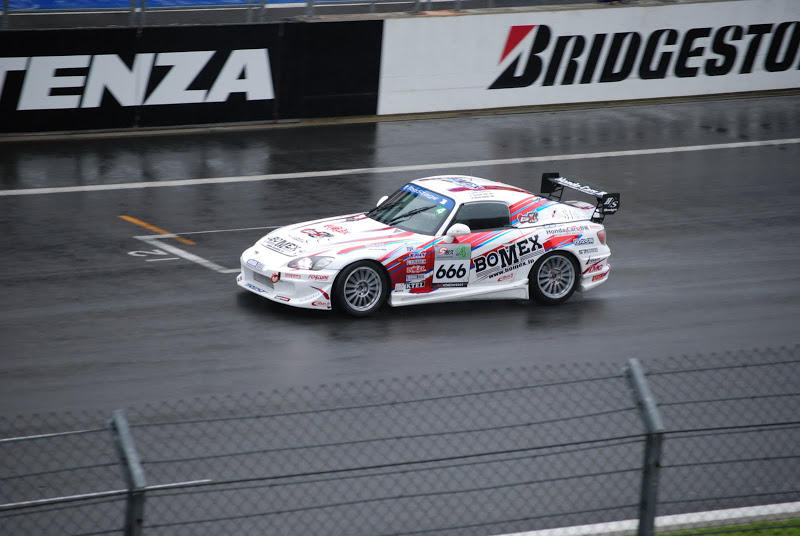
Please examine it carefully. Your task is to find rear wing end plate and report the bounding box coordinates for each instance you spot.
[540,172,620,223]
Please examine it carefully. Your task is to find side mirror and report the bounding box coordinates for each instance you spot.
[376,195,388,207]
[443,223,471,243]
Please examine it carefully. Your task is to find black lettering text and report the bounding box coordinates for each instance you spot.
[766,21,800,72]
[676,27,711,78]
[706,25,742,76]
[640,29,678,80]
[600,32,641,83]
[740,24,773,74]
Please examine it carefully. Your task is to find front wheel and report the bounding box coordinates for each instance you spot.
[529,252,578,305]
[333,261,389,317]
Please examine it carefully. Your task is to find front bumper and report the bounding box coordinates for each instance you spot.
[237,256,336,311]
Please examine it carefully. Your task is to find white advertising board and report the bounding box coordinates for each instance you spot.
[378,0,800,115]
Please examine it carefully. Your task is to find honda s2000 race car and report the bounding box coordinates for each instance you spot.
[237,173,620,317]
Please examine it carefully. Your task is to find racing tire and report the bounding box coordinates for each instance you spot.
[333,261,389,317]
[529,252,578,305]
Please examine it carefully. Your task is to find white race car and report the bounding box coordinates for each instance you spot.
[237,173,619,316]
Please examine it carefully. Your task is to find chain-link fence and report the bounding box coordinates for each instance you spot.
[1,347,798,536]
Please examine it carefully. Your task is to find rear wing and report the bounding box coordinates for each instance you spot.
[540,172,620,223]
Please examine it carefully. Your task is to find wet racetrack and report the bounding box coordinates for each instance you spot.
[1,94,799,415]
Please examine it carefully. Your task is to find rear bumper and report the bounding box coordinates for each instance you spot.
[577,263,610,293]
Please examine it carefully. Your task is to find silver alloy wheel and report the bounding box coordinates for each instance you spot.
[343,265,383,312]
[536,254,576,300]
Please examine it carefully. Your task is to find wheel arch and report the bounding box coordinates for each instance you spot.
[331,258,392,317]
[528,248,581,278]
[528,248,581,305]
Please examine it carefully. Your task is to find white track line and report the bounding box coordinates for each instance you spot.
[2,139,798,197]
[174,225,279,235]
[494,501,800,536]
[136,236,233,273]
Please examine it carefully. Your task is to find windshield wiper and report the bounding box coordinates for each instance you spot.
[387,205,436,225]
[367,200,401,221]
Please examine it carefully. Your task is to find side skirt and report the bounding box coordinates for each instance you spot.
[389,279,529,307]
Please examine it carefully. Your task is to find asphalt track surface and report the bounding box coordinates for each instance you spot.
[1,94,800,417]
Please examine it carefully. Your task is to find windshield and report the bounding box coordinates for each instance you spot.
[367,183,455,236]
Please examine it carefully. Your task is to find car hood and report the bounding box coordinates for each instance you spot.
[259,213,421,257]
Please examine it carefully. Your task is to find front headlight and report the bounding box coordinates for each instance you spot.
[287,256,334,270]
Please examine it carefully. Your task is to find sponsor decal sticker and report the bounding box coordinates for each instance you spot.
[440,177,483,190]
[246,283,267,293]
[434,243,471,287]
[308,274,330,281]
[401,184,455,210]
[579,248,599,255]
[546,225,589,235]
[312,300,332,308]
[397,281,427,290]
[264,236,302,255]
[301,228,333,239]
[407,265,427,274]
[407,259,427,266]
[475,235,544,279]
[283,273,302,280]
[324,225,349,234]
[574,237,594,246]
[583,263,604,275]
[592,272,608,282]
[246,258,264,270]
[603,196,620,213]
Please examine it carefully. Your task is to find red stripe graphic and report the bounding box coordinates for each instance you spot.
[500,25,535,63]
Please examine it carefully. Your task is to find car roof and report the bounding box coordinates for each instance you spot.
[411,175,535,205]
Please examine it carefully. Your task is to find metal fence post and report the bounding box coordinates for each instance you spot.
[2,0,9,30]
[139,0,147,27]
[110,409,147,536]
[624,358,665,536]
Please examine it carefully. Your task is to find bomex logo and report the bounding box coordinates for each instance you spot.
[489,22,800,89]
[475,235,542,274]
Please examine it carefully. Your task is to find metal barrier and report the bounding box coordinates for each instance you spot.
[1,347,798,535]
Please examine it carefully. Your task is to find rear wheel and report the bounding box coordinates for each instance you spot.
[333,261,389,317]
[529,252,578,305]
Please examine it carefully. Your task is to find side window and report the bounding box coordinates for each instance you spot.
[450,202,511,231]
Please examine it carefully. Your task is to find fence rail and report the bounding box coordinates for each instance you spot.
[0,0,592,30]
[1,347,799,535]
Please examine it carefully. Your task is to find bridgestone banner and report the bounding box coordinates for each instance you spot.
[0,21,382,133]
[378,0,800,115]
